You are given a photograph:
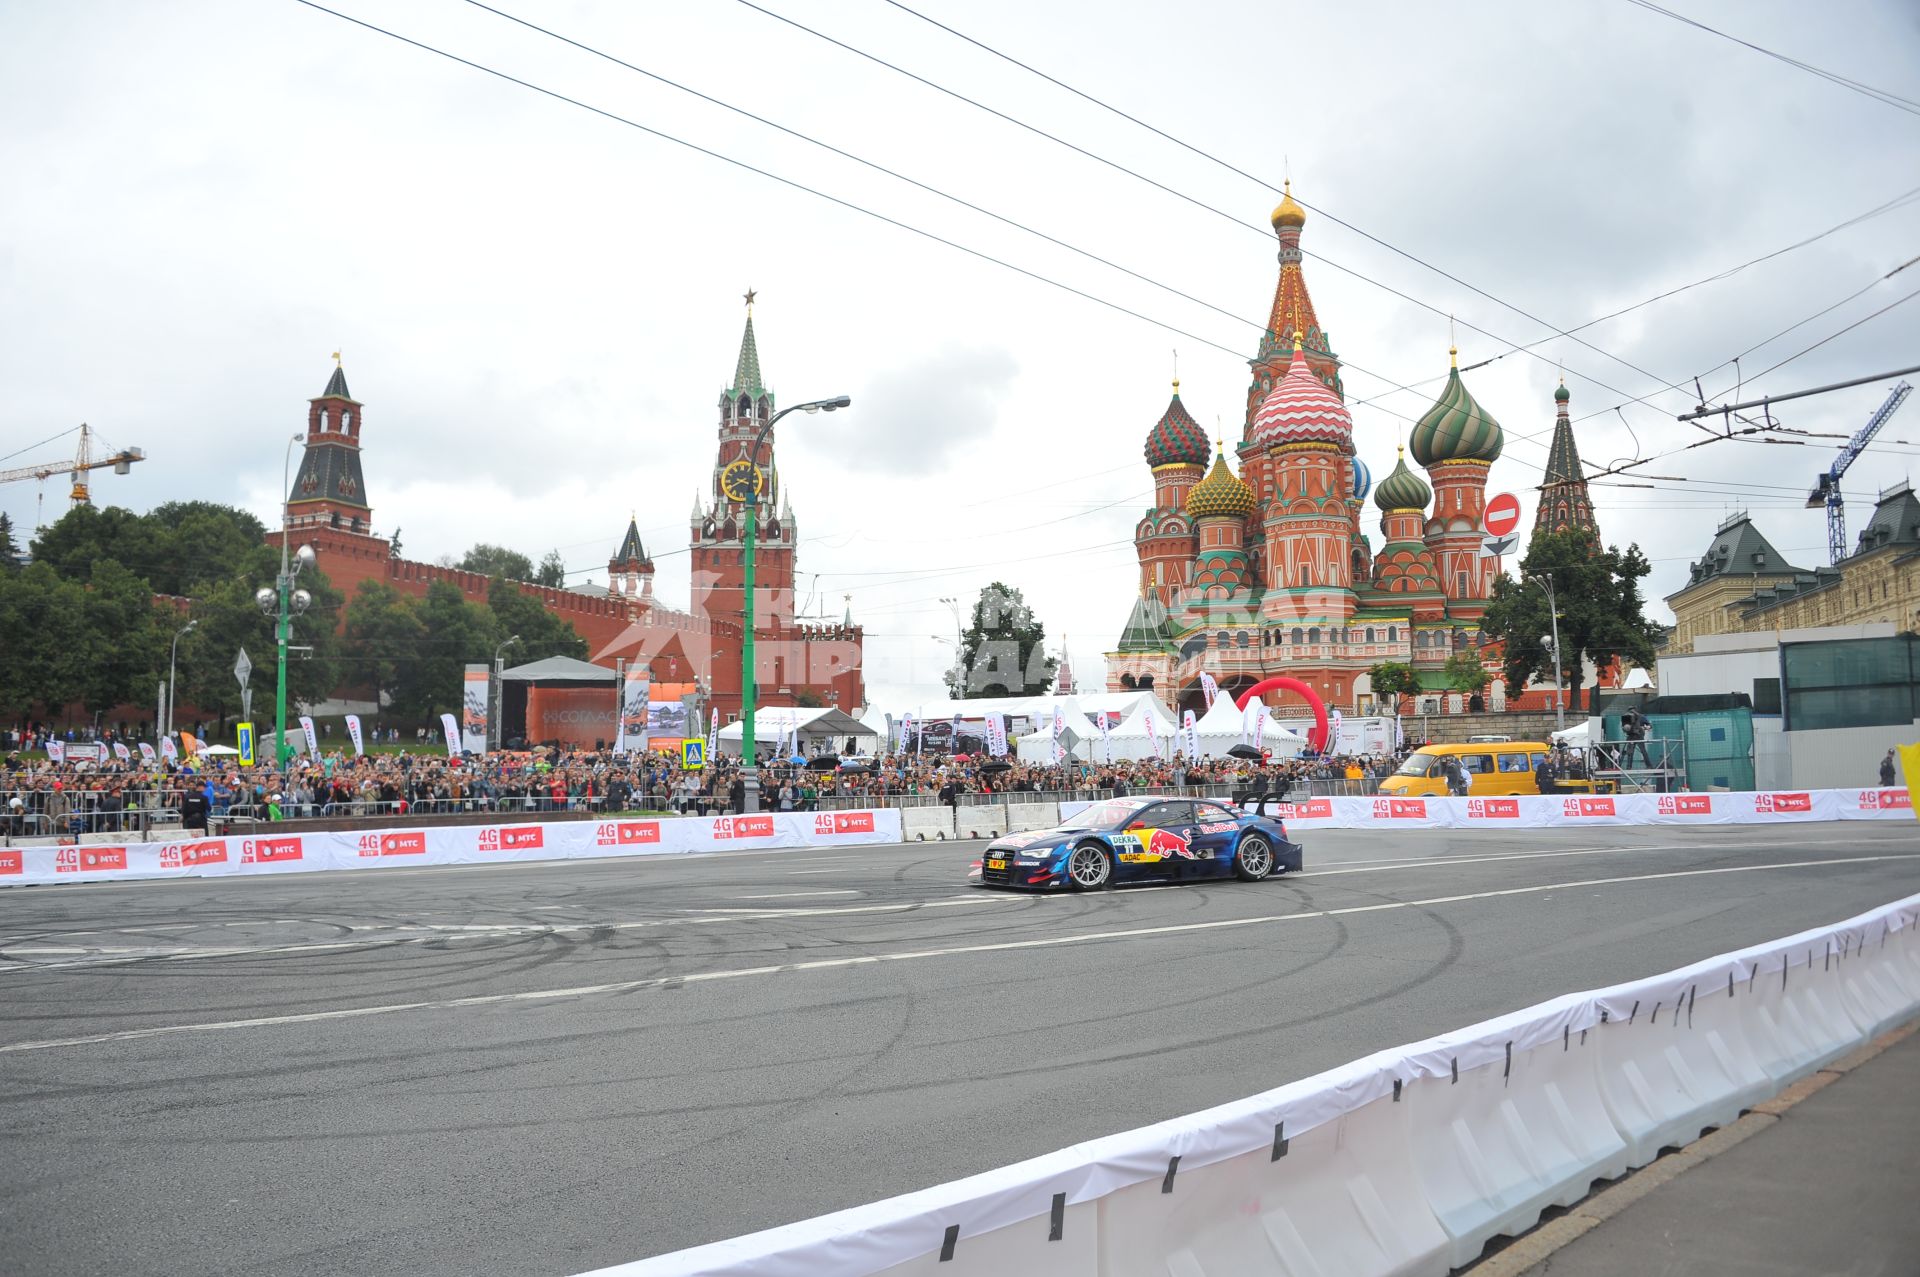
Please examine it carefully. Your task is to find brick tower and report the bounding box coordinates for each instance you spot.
[287,357,372,537]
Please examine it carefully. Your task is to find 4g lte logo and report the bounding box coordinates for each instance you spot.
[477,826,545,852]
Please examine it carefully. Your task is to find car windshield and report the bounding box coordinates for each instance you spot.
[1060,797,1153,829]
[1395,751,1440,777]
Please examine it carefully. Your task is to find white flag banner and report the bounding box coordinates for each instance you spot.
[1144,714,1161,760]
[1199,671,1220,710]
[1395,714,1406,751]
[1253,708,1266,755]
[138,742,156,763]
[1240,700,1258,743]
[1183,709,1198,762]
[46,741,65,763]
[440,711,463,757]
[898,713,914,755]
[113,741,131,762]
[159,737,178,761]
[708,708,720,761]
[1051,704,1066,765]
[951,714,962,755]
[1099,712,1112,764]
[989,712,1008,758]
[344,714,365,756]
[1328,708,1344,754]
[299,715,320,758]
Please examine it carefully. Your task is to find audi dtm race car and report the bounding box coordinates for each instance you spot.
[970,796,1302,891]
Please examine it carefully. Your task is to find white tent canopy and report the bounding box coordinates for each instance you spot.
[715,708,877,758]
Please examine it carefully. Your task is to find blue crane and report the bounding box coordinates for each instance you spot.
[1806,380,1912,565]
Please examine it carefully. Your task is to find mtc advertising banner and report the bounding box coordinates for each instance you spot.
[462,664,490,754]
[344,714,365,756]
[616,668,651,754]
[439,712,462,758]
[0,808,906,888]
[298,715,320,757]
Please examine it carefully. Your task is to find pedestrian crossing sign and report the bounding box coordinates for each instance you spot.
[682,739,705,769]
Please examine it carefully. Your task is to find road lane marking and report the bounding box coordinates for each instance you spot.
[1294,839,1862,878]
[5,853,1910,1054]
[733,890,862,899]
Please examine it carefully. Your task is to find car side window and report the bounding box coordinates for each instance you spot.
[1193,802,1235,822]
[1460,754,1493,774]
[1144,801,1194,827]
[1498,752,1530,772]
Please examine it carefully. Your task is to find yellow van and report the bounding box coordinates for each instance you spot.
[1378,742,1551,797]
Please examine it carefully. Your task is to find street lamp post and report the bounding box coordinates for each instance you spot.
[938,595,965,694]
[166,619,197,738]
[258,434,314,770]
[1527,573,1566,732]
[492,634,520,751]
[737,394,850,813]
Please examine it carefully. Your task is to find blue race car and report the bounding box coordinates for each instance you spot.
[971,796,1302,891]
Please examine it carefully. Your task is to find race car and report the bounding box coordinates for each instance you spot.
[970,796,1302,891]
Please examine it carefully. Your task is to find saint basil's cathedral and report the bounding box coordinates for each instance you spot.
[1108,184,1593,717]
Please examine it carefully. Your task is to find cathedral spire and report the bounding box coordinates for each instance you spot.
[730,291,764,400]
[1534,378,1600,539]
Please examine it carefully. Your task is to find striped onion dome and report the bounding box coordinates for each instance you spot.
[1185,444,1257,520]
[1410,350,1504,466]
[1250,342,1352,449]
[1374,446,1432,511]
[1351,455,1372,503]
[1144,381,1210,467]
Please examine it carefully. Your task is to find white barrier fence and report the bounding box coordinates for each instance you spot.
[581,891,1920,1277]
[0,809,905,888]
[1250,786,1911,829]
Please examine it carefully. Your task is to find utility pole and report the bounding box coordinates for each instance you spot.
[1528,573,1566,732]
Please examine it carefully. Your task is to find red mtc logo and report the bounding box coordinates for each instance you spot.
[1467,798,1520,819]
[1276,798,1334,820]
[1658,794,1713,816]
[241,837,303,864]
[596,821,661,847]
[357,832,427,857]
[1858,788,1911,811]
[159,841,228,869]
[813,812,875,835]
[714,815,776,840]
[494,826,545,851]
[1372,798,1427,820]
[1756,792,1812,814]
[58,847,129,873]
[1563,797,1617,818]
[0,850,22,876]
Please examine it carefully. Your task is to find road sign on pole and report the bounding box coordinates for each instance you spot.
[1483,492,1521,539]
[1480,534,1517,558]
[234,647,252,686]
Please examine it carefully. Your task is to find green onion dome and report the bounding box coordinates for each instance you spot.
[1186,443,1257,520]
[1374,446,1432,511]
[1410,348,1504,467]
[1554,378,1571,404]
[1144,380,1210,468]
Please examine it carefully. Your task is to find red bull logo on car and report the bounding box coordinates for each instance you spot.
[1118,826,1194,862]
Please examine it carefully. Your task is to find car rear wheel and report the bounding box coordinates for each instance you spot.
[1235,834,1274,882]
[1067,842,1112,890]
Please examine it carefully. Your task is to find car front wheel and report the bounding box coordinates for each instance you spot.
[1234,834,1274,882]
[1067,842,1112,890]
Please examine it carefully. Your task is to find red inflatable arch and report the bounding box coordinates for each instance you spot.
[1234,676,1331,753]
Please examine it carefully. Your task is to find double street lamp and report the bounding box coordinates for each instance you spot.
[734,394,850,813]
[256,433,315,769]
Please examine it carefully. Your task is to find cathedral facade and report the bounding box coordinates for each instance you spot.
[1108,186,1511,716]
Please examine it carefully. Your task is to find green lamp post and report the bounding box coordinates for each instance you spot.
[719,394,850,813]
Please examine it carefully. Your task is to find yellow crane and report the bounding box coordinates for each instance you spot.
[0,424,145,527]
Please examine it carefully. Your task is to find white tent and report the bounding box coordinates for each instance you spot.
[1100,701,1178,761]
[715,708,877,758]
[856,706,892,755]
[1014,711,1104,763]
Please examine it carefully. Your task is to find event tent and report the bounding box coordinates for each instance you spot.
[715,707,878,758]
[1014,711,1105,764]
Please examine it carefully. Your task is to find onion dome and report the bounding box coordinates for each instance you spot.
[1251,339,1353,449]
[1270,180,1305,231]
[1144,379,1210,467]
[1374,446,1432,511]
[1186,443,1257,520]
[1554,378,1571,404]
[1410,348,1504,467]
[1351,456,1372,503]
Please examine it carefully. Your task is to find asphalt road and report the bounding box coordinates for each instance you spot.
[2,822,1916,1276]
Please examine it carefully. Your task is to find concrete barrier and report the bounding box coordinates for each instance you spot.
[581,891,1920,1277]
[902,808,955,842]
[953,807,1006,841]
[1003,802,1060,833]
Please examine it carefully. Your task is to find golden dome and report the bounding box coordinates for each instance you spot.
[1186,443,1257,520]
[1270,180,1305,231]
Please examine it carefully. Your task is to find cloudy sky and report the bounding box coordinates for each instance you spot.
[5,0,1918,709]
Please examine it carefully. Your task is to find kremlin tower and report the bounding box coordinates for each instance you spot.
[1111,185,1509,715]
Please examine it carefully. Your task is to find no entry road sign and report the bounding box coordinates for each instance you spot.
[1484,491,1521,538]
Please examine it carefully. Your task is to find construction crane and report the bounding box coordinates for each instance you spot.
[0,424,146,528]
[1806,381,1912,565]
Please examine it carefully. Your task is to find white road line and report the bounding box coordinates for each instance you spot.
[1295,839,1824,879]
[4,853,1909,1054]
[733,890,861,899]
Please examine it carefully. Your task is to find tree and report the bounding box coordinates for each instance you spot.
[76,559,166,714]
[172,545,344,731]
[458,543,535,582]
[1368,661,1418,709]
[948,582,1056,698]
[345,579,426,716]
[1480,528,1663,713]
[486,576,586,663]
[0,512,20,572]
[0,564,96,718]
[535,549,567,587]
[28,500,266,595]
[1442,650,1491,695]
[390,581,496,720]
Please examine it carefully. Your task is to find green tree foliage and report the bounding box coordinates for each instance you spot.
[345,579,426,715]
[172,545,344,730]
[948,582,1057,698]
[0,562,167,719]
[1480,528,1663,713]
[390,582,497,720]
[1368,660,1419,704]
[1442,650,1492,694]
[457,543,535,582]
[0,512,21,572]
[29,501,266,596]
[535,549,568,587]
